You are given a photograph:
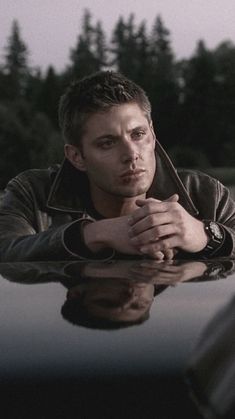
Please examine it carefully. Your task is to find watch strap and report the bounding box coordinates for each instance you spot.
[201,220,225,256]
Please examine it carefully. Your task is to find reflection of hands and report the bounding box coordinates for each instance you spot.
[128,195,208,255]
[129,260,208,285]
[82,260,141,280]
[82,259,208,286]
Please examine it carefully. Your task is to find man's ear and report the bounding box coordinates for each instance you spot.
[64,144,86,172]
[149,121,157,147]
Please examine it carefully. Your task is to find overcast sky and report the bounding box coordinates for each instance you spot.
[0,0,235,72]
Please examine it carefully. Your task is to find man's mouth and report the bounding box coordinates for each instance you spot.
[120,169,146,179]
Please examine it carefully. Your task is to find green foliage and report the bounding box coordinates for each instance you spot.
[168,146,211,169]
[111,14,148,82]
[0,102,30,188]
[34,66,62,128]
[147,15,179,147]
[0,10,235,188]
[0,101,63,189]
[66,9,108,80]
[3,20,29,99]
[26,112,63,168]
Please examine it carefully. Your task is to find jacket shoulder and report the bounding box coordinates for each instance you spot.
[177,168,231,218]
[177,169,220,190]
[4,165,61,206]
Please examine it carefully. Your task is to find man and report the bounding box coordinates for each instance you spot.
[61,259,210,329]
[0,70,235,261]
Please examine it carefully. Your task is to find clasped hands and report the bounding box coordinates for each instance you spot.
[83,194,208,260]
[127,194,208,260]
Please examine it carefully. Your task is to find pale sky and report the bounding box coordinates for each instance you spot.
[0,0,235,72]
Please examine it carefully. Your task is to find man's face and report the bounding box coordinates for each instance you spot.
[79,103,156,200]
[67,279,154,324]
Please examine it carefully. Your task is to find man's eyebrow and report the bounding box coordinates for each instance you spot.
[131,125,148,131]
[93,125,148,142]
[93,133,119,142]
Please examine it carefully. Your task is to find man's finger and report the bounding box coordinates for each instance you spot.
[136,194,179,207]
[164,194,179,203]
[135,197,161,207]
[129,194,179,226]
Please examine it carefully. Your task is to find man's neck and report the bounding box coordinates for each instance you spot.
[90,191,146,218]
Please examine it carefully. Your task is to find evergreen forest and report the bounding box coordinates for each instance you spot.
[0,10,235,189]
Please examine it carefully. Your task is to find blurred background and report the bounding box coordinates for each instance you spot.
[0,0,235,194]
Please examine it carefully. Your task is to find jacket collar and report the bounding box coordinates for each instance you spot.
[47,140,198,216]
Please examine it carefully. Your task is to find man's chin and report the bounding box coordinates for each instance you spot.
[115,185,149,198]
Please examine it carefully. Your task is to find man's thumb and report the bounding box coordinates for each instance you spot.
[165,194,179,202]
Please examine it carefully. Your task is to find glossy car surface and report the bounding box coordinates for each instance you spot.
[0,258,234,418]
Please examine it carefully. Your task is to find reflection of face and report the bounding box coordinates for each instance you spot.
[67,279,154,324]
[79,103,156,201]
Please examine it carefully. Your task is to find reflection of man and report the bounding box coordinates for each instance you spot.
[0,71,235,261]
[60,260,217,329]
[61,277,158,329]
[0,259,233,329]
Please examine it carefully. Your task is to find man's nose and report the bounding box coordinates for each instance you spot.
[120,139,140,163]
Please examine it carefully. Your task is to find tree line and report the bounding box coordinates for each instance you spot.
[0,9,235,189]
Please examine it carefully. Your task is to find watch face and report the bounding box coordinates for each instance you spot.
[210,222,223,240]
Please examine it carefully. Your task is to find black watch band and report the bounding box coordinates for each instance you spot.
[201,220,225,256]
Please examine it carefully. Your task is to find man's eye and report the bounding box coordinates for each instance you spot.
[132,131,146,140]
[98,139,115,149]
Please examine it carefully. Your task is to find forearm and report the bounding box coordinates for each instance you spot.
[0,213,113,262]
[0,221,75,262]
[82,217,144,257]
[213,182,235,258]
[0,181,115,261]
[63,218,114,260]
[82,219,115,252]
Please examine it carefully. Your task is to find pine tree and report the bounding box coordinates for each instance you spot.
[210,41,235,164]
[112,15,150,87]
[148,15,179,148]
[67,9,107,80]
[134,21,150,87]
[181,40,216,157]
[95,21,108,69]
[111,14,140,80]
[36,66,61,128]
[3,20,29,99]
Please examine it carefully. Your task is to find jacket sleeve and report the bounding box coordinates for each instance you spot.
[193,175,235,258]
[215,181,235,258]
[0,176,112,262]
[179,171,235,259]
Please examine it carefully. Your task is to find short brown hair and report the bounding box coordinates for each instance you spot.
[58,71,152,147]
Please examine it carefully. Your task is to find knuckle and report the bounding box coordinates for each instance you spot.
[147,215,156,228]
[147,198,156,204]
[169,251,174,260]
[145,201,157,216]
[162,241,170,251]
[165,249,174,259]
[130,225,136,235]
[150,250,164,260]
[153,226,160,237]
[171,202,179,210]
[144,204,153,216]
[155,252,164,260]
[180,225,187,241]
[172,203,181,217]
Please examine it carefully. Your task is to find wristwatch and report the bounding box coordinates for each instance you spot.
[201,220,225,255]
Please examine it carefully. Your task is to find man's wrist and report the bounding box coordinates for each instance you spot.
[194,220,225,257]
[83,219,112,253]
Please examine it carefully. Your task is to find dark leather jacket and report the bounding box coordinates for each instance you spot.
[0,141,235,261]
